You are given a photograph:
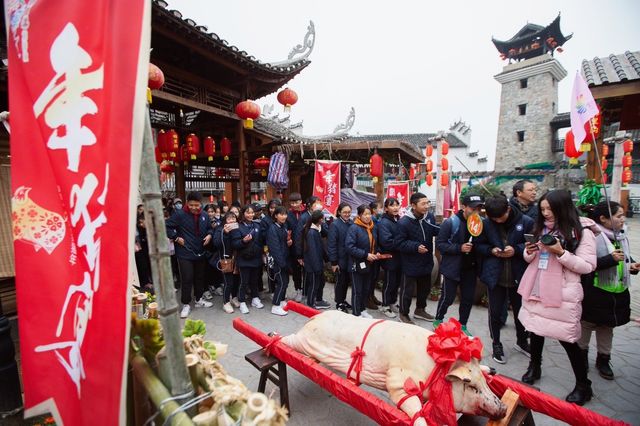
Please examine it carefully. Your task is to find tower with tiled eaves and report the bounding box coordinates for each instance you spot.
[492,15,572,172]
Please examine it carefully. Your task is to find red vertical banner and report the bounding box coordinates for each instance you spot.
[386,182,410,215]
[313,160,341,214]
[6,1,150,424]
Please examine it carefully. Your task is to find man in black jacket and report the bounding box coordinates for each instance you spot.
[166,192,214,318]
[477,196,533,364]
[395,192,437,325]
[509,179,538,221]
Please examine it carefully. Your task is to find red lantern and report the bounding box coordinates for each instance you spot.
[157,129,168,159]
[370,151,383,183]
[235,100,261,129]
[622,168,632,185]
[440,172,450,187]
[601,144,609,157]
[277,88,298,112]
[602,173,608,184]
[623,154,633,168]
[441,157,449,172]
[425,145,433,158]
[409,165,416,181]
[204,136,215,161]
[426,159,433,173]
[623,139,634,153]
[148,63,165,90]
[600,158,608,171]
[160,160,174,174]
[220,137,232,160]
[154,146,162,164]
[565,130,581,164]
[441,141,449,155]
[426,173,433,187]
[167,129,179,159]
[186,133,200,160]
[254,156,270,177]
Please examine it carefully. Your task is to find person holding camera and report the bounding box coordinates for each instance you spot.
[518,190,597,406]
[478,195,533,364]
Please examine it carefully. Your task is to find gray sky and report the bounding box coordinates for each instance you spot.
[167,0,640,169]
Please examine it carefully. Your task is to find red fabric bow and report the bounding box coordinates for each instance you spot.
[263,334,283,357]
[347,347,366,385]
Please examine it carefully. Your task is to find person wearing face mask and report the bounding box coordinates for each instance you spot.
[519,190,597,405]
[173,197,183,213]
[166,192,214,318]
[580,201,639,381]
[328,203,353,312]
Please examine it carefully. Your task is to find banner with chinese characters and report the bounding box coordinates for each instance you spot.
[6,1,151,424]
[386,181,410,216]
[313,160,341,215]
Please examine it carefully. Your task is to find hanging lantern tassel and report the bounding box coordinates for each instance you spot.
[580,141,592,152]
[569,158,579,165]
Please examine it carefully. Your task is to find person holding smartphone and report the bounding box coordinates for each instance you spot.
[477,195,534,365]
[213,212,239,313]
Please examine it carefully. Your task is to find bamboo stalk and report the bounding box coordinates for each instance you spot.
[140,109,193,397]
[130,353,194,426]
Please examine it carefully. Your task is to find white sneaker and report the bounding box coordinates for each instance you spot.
[213,287,224,296]
[294,289,303,302]
[180,304,191,318]
[222,302,234,314]
[231,297,241,308]
[380,306,397,318]
[271,305,288,316]
[202,290,214,301]
[239,302,249,314]
[195,298,213,308]
[360,311,373,319]
[251,297,264,309]
[391,304,400,313]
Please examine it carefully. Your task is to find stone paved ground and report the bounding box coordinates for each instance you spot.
[187,218,640,426]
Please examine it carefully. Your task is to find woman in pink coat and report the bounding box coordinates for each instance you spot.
[518,190,597,406]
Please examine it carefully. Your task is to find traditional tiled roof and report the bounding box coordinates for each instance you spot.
[492,15,572,61]
[550,112,570,126]
[581,51,640,87]
[152,0,312,77]
[348,133,467,149]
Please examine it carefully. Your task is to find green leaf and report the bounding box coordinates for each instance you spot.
[203,341,217,360]
[182,319,206,337]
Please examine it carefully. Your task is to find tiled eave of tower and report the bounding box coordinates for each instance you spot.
[581,51,640,87]
[492,15,572,60]
[152,0,310,96]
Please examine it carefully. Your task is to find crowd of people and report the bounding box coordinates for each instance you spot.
[152,179,636,407]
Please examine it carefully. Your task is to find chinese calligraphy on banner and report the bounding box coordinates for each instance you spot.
[6,1,151,424]
[386,181,410,216]
[313,160,341,214]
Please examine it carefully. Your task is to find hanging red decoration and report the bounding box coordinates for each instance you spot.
[602,173,608,184]
[601,144,609,157]
[441,141,449,156]
[277,88,298,112]
[623,154,633,168]
[157,129,168,159]
[220,137,232,160]
[167,129,179,159]
[426,144,433,158]
[441,157,449,172]
[600,158,608,171]
[254,156,270,177]
[622,168,632,185]
[186,133,200,160]
[235,100,261,129]
[148,63,165,90]
[154,146,162,164]
[203,136,215,161]
[409,165,416,181]
[160,160,174,174]
[370,151,383,183]
[426,173,433,187]
[440,172,450,187]
[426,159,434,173]
[564,130,581,165]
[623,139,634,153]
[584,113,601,142]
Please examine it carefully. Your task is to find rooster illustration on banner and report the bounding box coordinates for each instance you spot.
[12,185,66,254]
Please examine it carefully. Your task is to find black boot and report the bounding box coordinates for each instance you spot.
[581,348,589,373]
[566,380,593,405]
[596,353,614,380]
[521,361,541,384]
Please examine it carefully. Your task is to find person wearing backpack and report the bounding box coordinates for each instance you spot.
[395,192,437,324]
[477,195,533,364]
[519,190,597,405]
[434,194,484,335]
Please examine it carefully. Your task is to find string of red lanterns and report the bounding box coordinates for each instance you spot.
[622,139,634,186]
[425,144,434,187]
[440,141,450,187]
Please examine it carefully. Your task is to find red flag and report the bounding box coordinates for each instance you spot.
[7,1,150,424]
[452,179,461,213]
[313,160,341,215]
[386,182,410,216]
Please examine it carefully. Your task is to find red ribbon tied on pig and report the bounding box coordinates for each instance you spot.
[406,318,483,426]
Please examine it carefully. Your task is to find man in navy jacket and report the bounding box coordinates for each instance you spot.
[286,192,304,301]
[166,191,214,318]
[395,192,437,325]
[477,195,533,364]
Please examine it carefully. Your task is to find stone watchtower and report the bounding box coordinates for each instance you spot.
[492,15,572,172]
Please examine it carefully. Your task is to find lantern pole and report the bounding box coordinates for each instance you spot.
[608,130,631,203]
[140,108,193,399]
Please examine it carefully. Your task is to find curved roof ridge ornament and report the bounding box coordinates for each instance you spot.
[269,21,315,67]
[333,107,355,134]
